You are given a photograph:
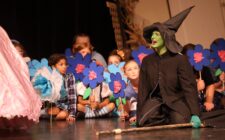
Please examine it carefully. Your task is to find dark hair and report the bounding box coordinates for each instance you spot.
[48,53,67,66]
[108,49,122,61]
[72,33,94,54]
[11,39,27,57]
[182,43,195,55]
[72,33,91,45]
[210,38,224,47]
[117,47,133,61]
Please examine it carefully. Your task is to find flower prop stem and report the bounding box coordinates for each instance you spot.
[223,73,225,91]
[50,102,53,128]
[89,94,96,110]
[119,97,126,122]
[199,71,202,80]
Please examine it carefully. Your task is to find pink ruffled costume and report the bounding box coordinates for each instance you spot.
[0,26,42,129]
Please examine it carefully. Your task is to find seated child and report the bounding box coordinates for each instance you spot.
[72,33,107,67]
[182,43,216,112]
[11,39,31,63]
[213,71,225,109]
[46,54,77,121]
[120,60,139,124]
[108,50,122,66]
[116,47,132,62]
[77,82,115,118]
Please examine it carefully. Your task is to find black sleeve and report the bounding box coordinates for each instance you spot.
[177,55,200,116]
[137,58,151,121]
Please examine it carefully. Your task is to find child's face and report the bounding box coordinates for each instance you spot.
[124,61,140,80]
[108,55,121,66]
[54,59,67,75]
[15,46,24,57]
[79,47,91,57]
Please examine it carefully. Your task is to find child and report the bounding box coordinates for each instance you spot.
[0,26,41,129]
[73,43,92,58]
[72,33,107,67]
[11,39,31,63]
[107,50,122,66]
[46,54,77,121]
[213,71,225,109]
[116,47,132,62]
[120,60,139,124]
[182,43,216,112]
[76,82,115,118]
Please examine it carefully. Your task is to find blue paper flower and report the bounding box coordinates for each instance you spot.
[107,62,127,83]
[33,74,52,98]
[187,44,210,71]
[132,45,154,65]
[82,62,104,89]
[109,72,126,99]
[65,48,74,58]
[66,52,92,81]
[210,38,225,71]
[28,58,52,78]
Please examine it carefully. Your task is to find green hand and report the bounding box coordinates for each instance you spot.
[190,115,201,128]
[130,121,137,126]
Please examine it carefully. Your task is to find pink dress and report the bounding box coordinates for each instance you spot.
[0,26,42,129]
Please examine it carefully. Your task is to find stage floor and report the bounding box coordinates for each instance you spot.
[1,118,225,140]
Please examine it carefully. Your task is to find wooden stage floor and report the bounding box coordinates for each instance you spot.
[0,118,225,140]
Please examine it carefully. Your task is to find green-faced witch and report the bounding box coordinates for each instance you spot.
[137,6,202,128]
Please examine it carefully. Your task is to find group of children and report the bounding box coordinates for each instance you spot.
[1,25,225,129]
[11,33,141,125]
[182,42,225,113]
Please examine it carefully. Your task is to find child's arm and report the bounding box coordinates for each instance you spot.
[204,84,215,111]
[78,96,90,106]
[98,98,110,109]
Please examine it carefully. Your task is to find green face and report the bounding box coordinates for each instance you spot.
[151,31,164,48]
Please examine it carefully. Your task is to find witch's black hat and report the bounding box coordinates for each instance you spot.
[143,6,194,53]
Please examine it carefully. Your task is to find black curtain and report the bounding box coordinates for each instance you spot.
[0,0,116,60]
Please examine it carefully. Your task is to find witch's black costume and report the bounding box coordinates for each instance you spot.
[137,6,225,127]
[137,6,200,127]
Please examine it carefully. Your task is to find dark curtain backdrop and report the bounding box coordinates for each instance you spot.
[0,0,116,60]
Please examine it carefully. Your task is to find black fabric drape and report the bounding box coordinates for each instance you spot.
[0,0,116,60]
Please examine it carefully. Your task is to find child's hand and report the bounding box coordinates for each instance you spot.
[90,102,99,110]
[66,116,76,122]
[129,116,136,123]
[204,102,214,111]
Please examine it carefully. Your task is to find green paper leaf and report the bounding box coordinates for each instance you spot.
[76,80,81,84]
[116,98,120,106]
[109,95,115,101]
[83,87,91,99]
[122,98,126,105]
[215,68,222,77]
